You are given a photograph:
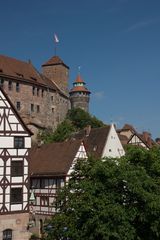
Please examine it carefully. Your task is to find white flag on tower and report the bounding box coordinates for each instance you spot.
[54,33,59,43]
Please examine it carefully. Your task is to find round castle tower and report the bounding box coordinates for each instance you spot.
[69,74,91,112]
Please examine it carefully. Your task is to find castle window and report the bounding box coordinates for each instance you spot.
[0,78,4,87]
[32,86,35,95]
[10,187,23,204]
[52,108,54,113]
[37,88,39,96]
[16,82,20,92]
[14,137,24,149]
[41,89,44,97]
[3,229,12,240]
[31,104,34,112]
[16,101,21,111]
[51,96,54,101]
[37,105,40,113]
[8,81,12,91]
[11,161,23,177]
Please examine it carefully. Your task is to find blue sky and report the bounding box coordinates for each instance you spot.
[0,0,160,138]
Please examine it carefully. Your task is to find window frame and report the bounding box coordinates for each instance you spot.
[14,136,24,149]
[3,229,12,240]
[11,160,23,177]
[10,187,23,204]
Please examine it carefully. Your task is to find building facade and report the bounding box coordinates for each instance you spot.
[0,87,32,240]
[0,54,70,140]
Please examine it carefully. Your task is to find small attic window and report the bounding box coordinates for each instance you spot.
[93,145,97,151]
[16,72,24,77]
[0,69,3,73]
[30,76,37,81]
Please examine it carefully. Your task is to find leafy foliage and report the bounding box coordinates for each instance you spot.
[45,147,160,240]
[40,119,75,143]
[66,108,105,129]
[41,108,105,143]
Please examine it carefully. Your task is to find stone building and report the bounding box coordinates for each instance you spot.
[0,54,70,140]
[69,74,91,112]
[0,52,91,141]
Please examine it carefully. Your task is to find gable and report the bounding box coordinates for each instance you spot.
[0,88,32,136]
[102,124,125,158]
[128,134,149,149]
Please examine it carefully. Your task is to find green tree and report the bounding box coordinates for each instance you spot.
[41,119,75,143]
[45,147,160,240]
[41,108,105,143]
[66,108,105,129]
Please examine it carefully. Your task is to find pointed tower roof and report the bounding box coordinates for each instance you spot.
[70,74,91,94]
[42,55,69,69]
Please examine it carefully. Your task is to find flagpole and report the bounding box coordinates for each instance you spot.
[54,33,59,56]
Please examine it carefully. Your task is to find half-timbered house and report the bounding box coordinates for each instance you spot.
[0,87,32,240]
[72,124,125,158]
[29,139,87,236]
[118,124,155,149]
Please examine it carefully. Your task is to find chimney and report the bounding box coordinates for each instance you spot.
[85,125,91,137]
[143,131,151,147]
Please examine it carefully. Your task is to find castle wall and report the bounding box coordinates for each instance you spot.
[0,213,30,240]
[42,64,69,94]
[70,95,90,112]
[1,77,69,136]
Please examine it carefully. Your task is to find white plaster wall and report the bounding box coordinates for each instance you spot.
[0,137,13,148]
[102,124,125,158]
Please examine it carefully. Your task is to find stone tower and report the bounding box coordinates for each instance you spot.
[42,55,69,94]
[69,74,91,112]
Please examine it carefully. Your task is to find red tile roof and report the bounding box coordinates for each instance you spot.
[0,54,68,96]
[70,85,91,93]
[29,140,83,176]
[72,126,111,158]
[42,55,69,69]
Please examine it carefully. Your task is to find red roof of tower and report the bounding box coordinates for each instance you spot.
[42,55,69,69]
[69,74,91,94]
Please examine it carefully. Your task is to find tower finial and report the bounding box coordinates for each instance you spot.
[78,66,81,75]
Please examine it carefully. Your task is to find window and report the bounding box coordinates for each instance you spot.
[10,188,23,204]
[52,108,54,113]
[16,101,21,111]
[41,89,44,97]
[16,82,20,92]
[32,86,35,95]
[31,104,34,112]
[37,105,40,113]
[40,196,49,206]
[51,96,54,101]
[14,137,24,149]
[11,161,23,177]
[0,78,4,87]
[3,229,12,240]
[8,81,12,91]
[37,88,39,96]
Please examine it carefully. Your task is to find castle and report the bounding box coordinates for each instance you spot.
[0,53,91,139]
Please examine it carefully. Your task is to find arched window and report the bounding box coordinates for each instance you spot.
[3,229,12,240]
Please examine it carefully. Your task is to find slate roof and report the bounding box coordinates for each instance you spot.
[29,139,83,177]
